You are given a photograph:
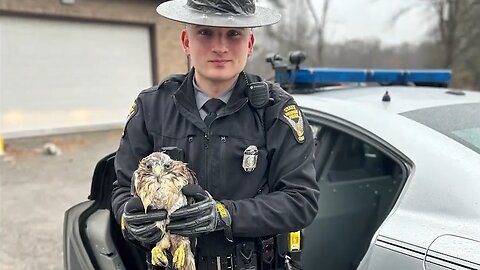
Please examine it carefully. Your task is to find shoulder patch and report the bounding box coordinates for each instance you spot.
[122,100,138,137]
[281,104,305,143]
[127,101,137,119]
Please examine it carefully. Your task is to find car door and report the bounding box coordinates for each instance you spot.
[302,111,408,270]
[63,153,147,270]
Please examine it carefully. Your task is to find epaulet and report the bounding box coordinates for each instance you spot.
[140,73,187,95]
[160,73,187,85]
[243,72,291,104]
[268,82,292,104]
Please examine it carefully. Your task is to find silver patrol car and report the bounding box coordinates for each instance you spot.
[64,54,480,270]
[272,52,480,270]
[297,85,480,270]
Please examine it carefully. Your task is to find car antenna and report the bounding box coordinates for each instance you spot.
[382,91,391,102]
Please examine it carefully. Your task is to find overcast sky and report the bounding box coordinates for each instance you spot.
[324,0,434,45]
[260,0,435,46]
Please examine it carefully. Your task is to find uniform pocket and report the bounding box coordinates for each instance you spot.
[152,133,196,157]
[216,135,269,199]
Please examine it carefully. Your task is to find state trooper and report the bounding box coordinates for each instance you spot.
[111,0,320,269]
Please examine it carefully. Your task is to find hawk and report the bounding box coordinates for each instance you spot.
[132,152,196,270]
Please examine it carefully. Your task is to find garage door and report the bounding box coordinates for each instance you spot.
[0,16,153,137]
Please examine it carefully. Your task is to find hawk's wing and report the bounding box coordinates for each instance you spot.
[131,171,139,197]
[187,169,197,185]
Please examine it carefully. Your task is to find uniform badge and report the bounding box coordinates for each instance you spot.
[282,104,305,143]
[242,145,258,172]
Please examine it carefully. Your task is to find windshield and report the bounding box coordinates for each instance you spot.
[401,103,480,154]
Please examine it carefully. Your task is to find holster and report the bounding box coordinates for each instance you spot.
[235,242,257,270]
[234,236,277,270]
[257,237,275,270]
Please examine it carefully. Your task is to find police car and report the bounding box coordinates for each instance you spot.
[64,53,480,270]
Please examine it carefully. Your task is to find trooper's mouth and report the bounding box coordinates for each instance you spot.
[209,59,231,64]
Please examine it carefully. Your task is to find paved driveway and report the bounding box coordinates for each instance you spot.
[0,130,122,270]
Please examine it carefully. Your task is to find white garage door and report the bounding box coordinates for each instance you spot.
[0,16,153,137]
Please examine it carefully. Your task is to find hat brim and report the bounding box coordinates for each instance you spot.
[156,0,281,28]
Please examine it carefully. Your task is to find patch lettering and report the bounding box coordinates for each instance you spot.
[283,104,305,143]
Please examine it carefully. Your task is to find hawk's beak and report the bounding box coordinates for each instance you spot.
[153,164,162,177]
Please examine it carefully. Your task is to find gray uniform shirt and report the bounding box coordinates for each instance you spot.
[193,78,235,120]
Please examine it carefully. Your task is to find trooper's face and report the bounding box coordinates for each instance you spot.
[181,25,254,87]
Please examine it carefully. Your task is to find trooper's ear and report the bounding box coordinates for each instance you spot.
[248,31,255,56]
[181,29,190,55]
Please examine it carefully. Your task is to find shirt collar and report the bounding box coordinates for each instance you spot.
[193,77,235,111]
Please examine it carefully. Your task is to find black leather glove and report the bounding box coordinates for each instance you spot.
[121,197,167,245]
[168,184,233,241]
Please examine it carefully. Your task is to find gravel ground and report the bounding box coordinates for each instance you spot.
[0,129,123,270]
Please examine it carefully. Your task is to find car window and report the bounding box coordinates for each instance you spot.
[327,133,398,182]
[310,123,337,180]
[310,124,321,137]
[401,103,480,154]
[310,123,400,183]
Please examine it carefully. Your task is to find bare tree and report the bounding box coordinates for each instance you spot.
[305,0,330,63]
[263,0,331,65]
[434,0,480,68]
[386,0,480,89]
[390,0,480,69]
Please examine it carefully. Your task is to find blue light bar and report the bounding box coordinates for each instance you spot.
[279,68,452,85]
[404,69,452,83]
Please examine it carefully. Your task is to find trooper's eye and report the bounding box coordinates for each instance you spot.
[228,30,241,37]
[198,29,212,36]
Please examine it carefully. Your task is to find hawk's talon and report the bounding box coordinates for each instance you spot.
[151,246,169,267]
[173,244,186,268]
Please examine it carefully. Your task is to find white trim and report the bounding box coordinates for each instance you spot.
[2,122,124,139]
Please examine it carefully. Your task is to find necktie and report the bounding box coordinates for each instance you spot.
[203,98,224,127]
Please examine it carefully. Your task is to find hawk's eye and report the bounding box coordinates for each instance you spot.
[146,164,152,170]
[164,163,172,170]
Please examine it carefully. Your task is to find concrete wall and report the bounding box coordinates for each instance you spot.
[0,0,188,82]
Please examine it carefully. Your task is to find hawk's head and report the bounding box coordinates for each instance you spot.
[134,152,193,199]
[138,152,175,179]
[137,152,190,187]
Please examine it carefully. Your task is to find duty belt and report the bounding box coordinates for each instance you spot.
[196,237,276,270]
[198,254,234,270]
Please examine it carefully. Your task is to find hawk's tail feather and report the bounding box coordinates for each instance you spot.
[183,247,196,270]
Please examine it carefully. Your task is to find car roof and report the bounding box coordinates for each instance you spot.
[293,85,480,162]
[293,86,480,147]
[294,86,480,115]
